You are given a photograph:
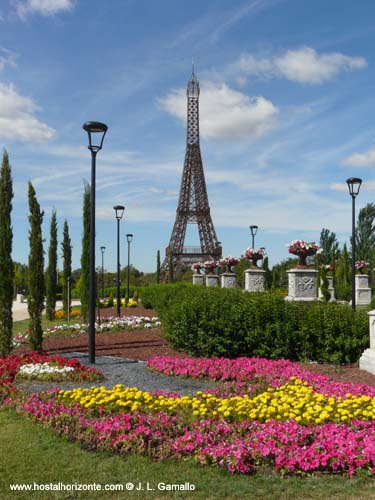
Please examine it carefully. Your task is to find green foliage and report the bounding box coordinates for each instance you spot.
[319,266,331,303]
[61,220,72,320]
[168,250,174,283]
[80,182,90,322]
[0,150,13,354]
[150,286,369,363]
[45,210,58,321]
[262,256,272,289]
[156,249,161,284]
[14,262,27,295]
[319,228,339,265]
[27,182,44,352]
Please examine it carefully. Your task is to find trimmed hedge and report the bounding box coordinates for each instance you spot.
[145,285,369,363]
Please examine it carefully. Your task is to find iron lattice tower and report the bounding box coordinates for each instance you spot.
[162,67,222,274]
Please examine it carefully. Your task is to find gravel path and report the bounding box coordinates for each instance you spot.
[15,352,218,395]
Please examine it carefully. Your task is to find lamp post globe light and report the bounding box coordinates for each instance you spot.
[82,121,108,364]
[126,233,133,302]
[346,177,362,311]
[100,246,106,300]
[249,225,258,248]
[114,205,125,318]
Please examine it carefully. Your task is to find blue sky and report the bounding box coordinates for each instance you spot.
[1,0,375,273]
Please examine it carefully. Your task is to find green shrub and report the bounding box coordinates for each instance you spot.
[153,287,369,363]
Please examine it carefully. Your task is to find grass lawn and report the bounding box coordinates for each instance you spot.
[12,308,83,337]
[1,409,375,500]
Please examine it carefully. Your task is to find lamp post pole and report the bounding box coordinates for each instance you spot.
[100,246,105,300]
[249,225,258,248]
[83,121,108,364]
[346,177,362,311]
[114,205,125,317]
[126,234,133,301]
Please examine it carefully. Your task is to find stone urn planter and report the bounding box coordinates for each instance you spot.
[192,273,205,285]
[244,267,265,292]
[205,274,220,287]
[243,248,266,292]
[355,274,371,306]
[220,272,237,288]
[286,268,319,302]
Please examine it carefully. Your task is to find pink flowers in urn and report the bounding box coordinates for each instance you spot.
[219,256,240,273]
[191,262,204,274]
[355,261,369,273]
[244,247,266,268]
[288,240,321,267]
[203,260,218,274]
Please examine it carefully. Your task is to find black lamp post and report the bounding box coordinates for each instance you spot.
[83,121,108,364]
[126,233,133,301]
[114,205,125,317]
[346,177,362,311]
[249,225,258,248]
[100,246,106,300]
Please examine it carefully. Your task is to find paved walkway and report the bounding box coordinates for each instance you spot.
[12,299,81,321]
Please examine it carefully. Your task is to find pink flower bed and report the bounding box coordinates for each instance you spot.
[147,356,375,399]
[4,354,375,476]
[5,391,375,476]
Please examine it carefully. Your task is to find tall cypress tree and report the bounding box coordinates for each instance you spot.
[80,182,90,322]
[45,210,58,321]
[62,220,72,319]
[27,182,44,352]
[0,150,14,354]
[156,249,161,284]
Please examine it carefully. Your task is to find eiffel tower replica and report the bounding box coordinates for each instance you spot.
[162,67,222,275]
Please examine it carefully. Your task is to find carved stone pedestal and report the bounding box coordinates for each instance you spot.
[359,310,375,374]
[220,272,237,288]
[205,274,220,287]
[286,268,318,302]
[318,276,336,302]
[244,268,265,292]
[356,274,371,306]
[192,274,205,285]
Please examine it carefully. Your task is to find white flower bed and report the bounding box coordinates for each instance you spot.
[19,363,74,377]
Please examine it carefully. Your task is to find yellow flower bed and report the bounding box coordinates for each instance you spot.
[59,377,375,424]
[54,309,81,319]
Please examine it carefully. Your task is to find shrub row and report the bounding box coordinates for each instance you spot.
[144,285,369,363]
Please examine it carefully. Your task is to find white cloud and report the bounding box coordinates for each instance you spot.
[0,82,55,141]
[15,0,74,18]
[342,146,375,167]
[238,47,367,84]
[158,81,278,140]
[0,48,18,71]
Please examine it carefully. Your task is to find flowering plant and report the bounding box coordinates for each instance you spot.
[203,260,218,274]
[244,248,266,260]
[244,248,266,268]
[288,240,321,256]
[191,262,204,273]
[219,256,240,273]
[355,261,370,273]
[323,264,334,273]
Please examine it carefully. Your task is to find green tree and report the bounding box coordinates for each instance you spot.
[319,228,339,265]
[80,182,90,322]
[27,182,44,352]
[45,210,58,320]
[355,203,375,261]
[62,220,72,319]
[168,250,174,283]
[14,262,27,295]
[156,249,161,284]
[262,256,272,289]
[0,150,14,354]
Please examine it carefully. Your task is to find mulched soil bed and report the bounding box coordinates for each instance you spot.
[15,306,375,387]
